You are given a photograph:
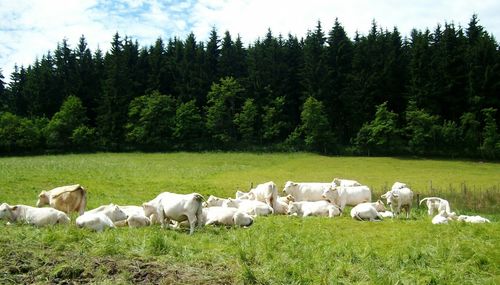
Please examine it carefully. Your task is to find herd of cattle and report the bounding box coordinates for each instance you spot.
[0,178,491,234]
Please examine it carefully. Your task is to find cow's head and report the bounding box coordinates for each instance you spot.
[142,202,156,217]
[287,202,299,216]
[332,178,340,187]
[283,181,298,194]
[373,200,386,212]
[322,186,338,203]
[36,191,49,207]
[205,195,222,207]
[109,204,127,221]
[0,203,14,220]
[381,191,398,205]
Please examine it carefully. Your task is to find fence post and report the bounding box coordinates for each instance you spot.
[250,182,253,190]
[416,193,420,209]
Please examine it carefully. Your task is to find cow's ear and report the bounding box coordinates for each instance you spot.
[11,206,17,211]
[292,183,298,186]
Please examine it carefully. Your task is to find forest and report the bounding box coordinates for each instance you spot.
[0,15,499,158]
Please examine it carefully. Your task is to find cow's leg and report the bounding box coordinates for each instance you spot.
[187,213,197,235]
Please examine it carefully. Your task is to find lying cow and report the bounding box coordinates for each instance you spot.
[203,195,228,207]
[350,201,386,221]
[282,181,331,201]
[332,178,362,187]
[76,204,128,232]
[0,203,70,226]
[419,197,452,216]
[200,207,254,227]
[381,187,414,219]
[457,215,491,224]
[432,210,457,225]
[322,185,371,212]
[222,198,274,216]
[36,184,87,215]
[287,200,341,218]
[114,205,151,228]
[273,195,295,215]
[143,192,204,235]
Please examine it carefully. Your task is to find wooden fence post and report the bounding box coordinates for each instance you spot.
[416,193,420,209]
[250,182,253,190]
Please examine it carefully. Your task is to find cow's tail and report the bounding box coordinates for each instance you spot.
[419,197,442,206]
[194,193,204,228]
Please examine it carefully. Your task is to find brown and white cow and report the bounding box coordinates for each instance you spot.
[36,184,87,215]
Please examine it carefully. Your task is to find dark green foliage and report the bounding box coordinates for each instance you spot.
[1,15,499,158]
[126,91,177,149]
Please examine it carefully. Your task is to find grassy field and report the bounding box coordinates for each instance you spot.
[0,152,499,284]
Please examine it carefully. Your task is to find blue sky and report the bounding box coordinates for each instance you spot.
[1,0,499,82]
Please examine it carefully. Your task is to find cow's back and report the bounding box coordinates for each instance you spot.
[344,186,372,206]
[296,183,330,201]
[50,187,86,214]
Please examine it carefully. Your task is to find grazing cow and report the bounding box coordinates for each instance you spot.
[332,178,362,187]
[419,197,452,216]
[322,185,372,212]
[203,195,229,207]
[36,184,87,215]
[142,192,204,235]
[432,210,457,225]
[200,207,254,227]
[381,187,414,218]
[457,215,491,224]
[222,198,274,216]
[282,181,331,201]
[273,195,295,215]
[76,213,116,232]
[0,203,70,226]
[287,201,341,218]
[350,201,386,221]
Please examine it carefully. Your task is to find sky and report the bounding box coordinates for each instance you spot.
[1,0,499,82]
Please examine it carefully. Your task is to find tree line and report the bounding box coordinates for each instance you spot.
[0,15,499,158]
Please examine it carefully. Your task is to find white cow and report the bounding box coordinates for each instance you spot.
[282,181,331,201]
[203,195,229,207]
[36,184,87,215]
[76,213,116,232]
[222,198,274,216]
[115,205,151,228]
[457,215,491,224]
[419,197,452,216]
[379,211,394,218]
[76,203,128,232]
[322,185,372,212]
[287,200,341,218]
[0,203,70,226]
[142,192,204,235]
[200,207,254,227]
[432,210,457,225]
[86,204,129,222]
[350,201,386,221]
[381,187,414,218]
[332,178,362,187]
[273,195,296,215]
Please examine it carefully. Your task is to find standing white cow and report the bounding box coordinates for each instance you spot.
[350,201,386,221]
[381,187,414,219]
[36,184,87,215]
[222,198,274,216]
[322,185,372,212]
[0,203,70,226]
[419,197,452,216]
[282,181,331,201]
[287,200,341,218]
[332,178,362,187]
[142,192,204,235]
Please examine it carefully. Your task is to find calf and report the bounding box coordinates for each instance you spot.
[287,201,341,218]
[350,201,385,221]
[457,215,491,224]
[432,210,457,225]
[143,192,204,235]
[222,198,274,216]
[381,187,414,218]
[200,207,254,227]
[86,204,129,222]
[419,197,452,216]
[76,213,116,232]
[0,203,70,226]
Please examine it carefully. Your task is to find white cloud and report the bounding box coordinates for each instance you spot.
[1,0,499,82]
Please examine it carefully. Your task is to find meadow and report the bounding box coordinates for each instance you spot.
[0,152,499,284]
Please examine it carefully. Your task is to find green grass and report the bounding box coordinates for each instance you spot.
[0,152,499,284]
